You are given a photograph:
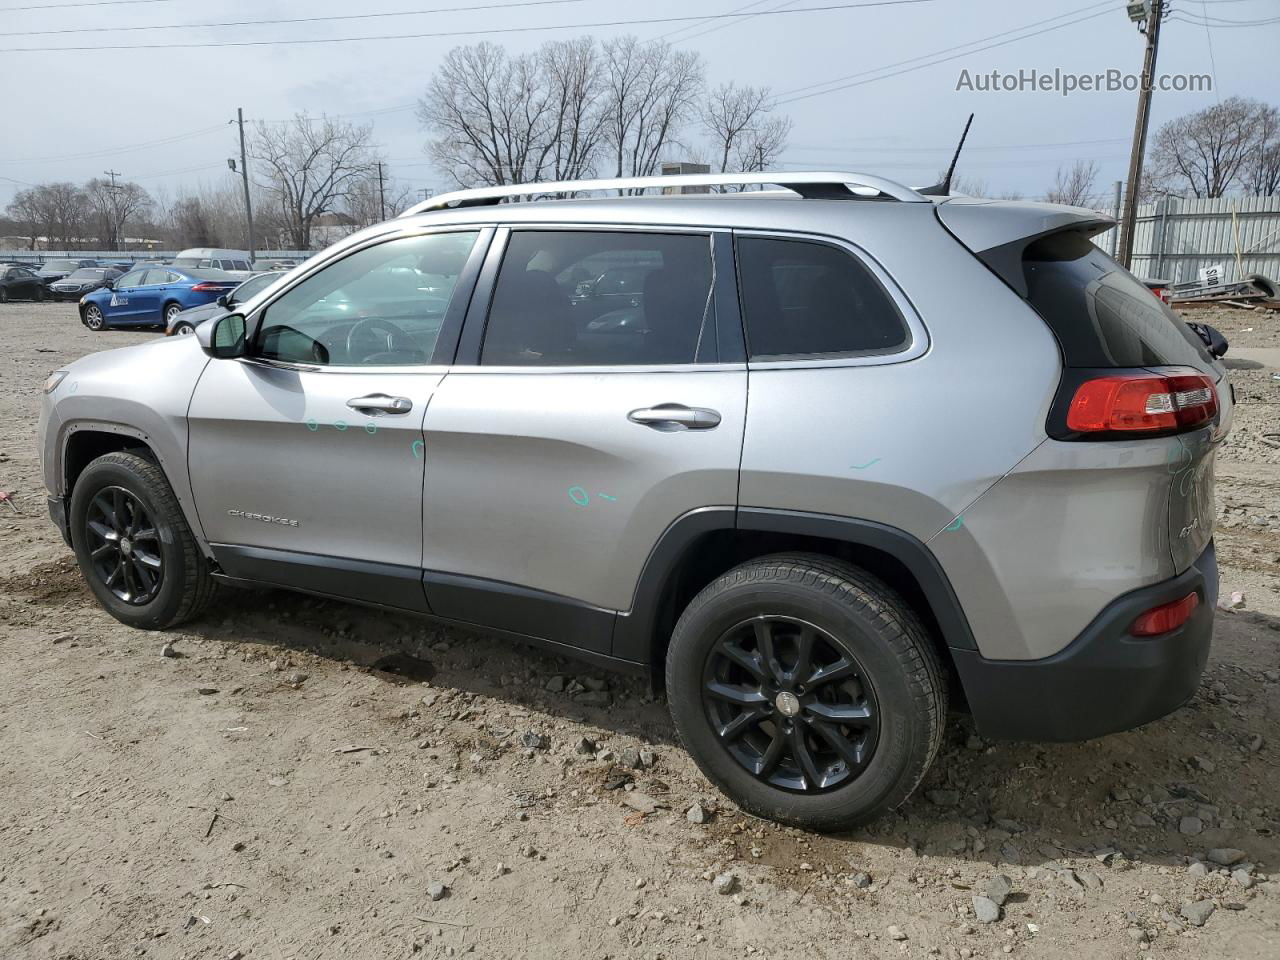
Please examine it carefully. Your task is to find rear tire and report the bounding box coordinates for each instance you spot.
[69,451,215,630]
[665,553,947,831]
[163,302,181,325]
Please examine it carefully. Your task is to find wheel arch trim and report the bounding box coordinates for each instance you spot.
[613,506,977,663]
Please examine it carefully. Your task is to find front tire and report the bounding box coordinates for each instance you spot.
[69,451,215,629]
[665,553,947,831]
[172,321,196,336]
[33,286,45,302]
[84,304,105,330]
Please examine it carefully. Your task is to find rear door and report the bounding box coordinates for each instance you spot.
[419,227,746,654]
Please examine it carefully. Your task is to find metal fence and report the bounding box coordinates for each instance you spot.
[1092,195,1280,284]
[0,251,314,266]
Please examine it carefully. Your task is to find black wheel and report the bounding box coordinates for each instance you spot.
[70,451,215,629]
[34,286,45,302]
[164,302,181,325]
[84,304,105,330]
[173,321,196,336]
[666,553,947,831]
[0,287,8,303]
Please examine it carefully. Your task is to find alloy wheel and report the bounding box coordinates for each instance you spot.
[701,615,879,793]
[83,486,164,605]
[85,306,103,329]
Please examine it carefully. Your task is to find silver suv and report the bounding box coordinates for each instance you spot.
[38,172,1231,830]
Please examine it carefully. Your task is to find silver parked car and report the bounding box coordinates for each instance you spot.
[37,171,1231,829]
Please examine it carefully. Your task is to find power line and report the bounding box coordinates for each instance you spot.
[0,123,226,164]
[776,0,1112,98]
[1169,12,1280,27]
[787,136,1131,153]
[774,5,1114,105]
[1,0,941,52]
[0,0,186,10]
[7,0,593,37]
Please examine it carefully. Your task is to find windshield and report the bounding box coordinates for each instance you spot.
[43,260,79,271]
[67,269,106,280]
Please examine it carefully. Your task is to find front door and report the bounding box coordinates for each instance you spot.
[420,227,747,653]
[105,269,148,321]
[187,227,489,609]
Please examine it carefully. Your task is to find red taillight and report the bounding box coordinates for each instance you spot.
[190,282,225,292]
[1066,370,1217,434]
[1131,591,1199,637]
[1149,285,1170,303]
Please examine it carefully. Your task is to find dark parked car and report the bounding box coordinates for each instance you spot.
[36,258,98,285]
[49,267,124,300]
[0,264,47,302]
[166,271,279,335]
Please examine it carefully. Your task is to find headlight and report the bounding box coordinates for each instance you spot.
[43,371,68,394]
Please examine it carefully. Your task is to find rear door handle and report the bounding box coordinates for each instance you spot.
[627,403,721,431]
[347,394,413,415]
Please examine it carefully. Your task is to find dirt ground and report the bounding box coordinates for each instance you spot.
[1,302,1278,960]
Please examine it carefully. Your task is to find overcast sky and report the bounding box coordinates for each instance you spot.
[1,0,1277,212]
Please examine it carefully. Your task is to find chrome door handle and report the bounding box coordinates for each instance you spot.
[627,403,721,430]
[347,394,413,415]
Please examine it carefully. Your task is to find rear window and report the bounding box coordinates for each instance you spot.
[1022,231,1209,368]
[737,237,909,360]
[185,268,235,281]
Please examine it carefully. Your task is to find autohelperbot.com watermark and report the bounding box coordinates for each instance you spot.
[956,67,1212,97]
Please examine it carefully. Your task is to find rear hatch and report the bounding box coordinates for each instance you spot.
[936,199,1233,574]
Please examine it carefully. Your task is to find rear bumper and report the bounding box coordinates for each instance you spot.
[953,541,1217,742]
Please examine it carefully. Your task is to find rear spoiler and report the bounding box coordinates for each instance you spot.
[935,199,1114,297]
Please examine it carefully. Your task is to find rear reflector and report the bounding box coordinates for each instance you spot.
[1066,370,1217,434]
[1131,591,1199,637]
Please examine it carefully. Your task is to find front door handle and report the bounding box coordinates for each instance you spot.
[347,394,413,415]
[627,403,721,431]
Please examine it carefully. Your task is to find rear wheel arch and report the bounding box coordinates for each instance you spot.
[620,508,973,697]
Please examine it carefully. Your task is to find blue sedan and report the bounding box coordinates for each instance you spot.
[79,266,240,331]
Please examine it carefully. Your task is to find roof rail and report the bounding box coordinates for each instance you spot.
[401,171,928,217]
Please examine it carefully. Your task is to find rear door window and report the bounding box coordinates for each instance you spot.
[736,236,909,359]
[1022,231,1210,367]
[143,269,171,286]
[480,230,715,366]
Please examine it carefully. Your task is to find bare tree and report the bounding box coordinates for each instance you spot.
[346,168,417,226]
[419,42,554,187]
[1243,103,1280,197]
[602,36,703,183]
[84,178,151,247]
[699,83,792,180]
[1046,160,1099,207]
[5,189,43,249]
[418,38,608,189]
[252,114,377,249]
[1148,96,1263,198]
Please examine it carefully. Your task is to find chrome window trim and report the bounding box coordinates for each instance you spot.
[240,224,493,370]
[236,357,451,376]
[732,227,930,369]
[448,362,747,377]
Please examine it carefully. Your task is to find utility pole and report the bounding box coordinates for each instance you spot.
[419,188,434,203]
[234,108,256,263]
[1117,0,1164,269]
[376,161,387,221]
[1110,179,1123,257]
[103,169,121,247]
